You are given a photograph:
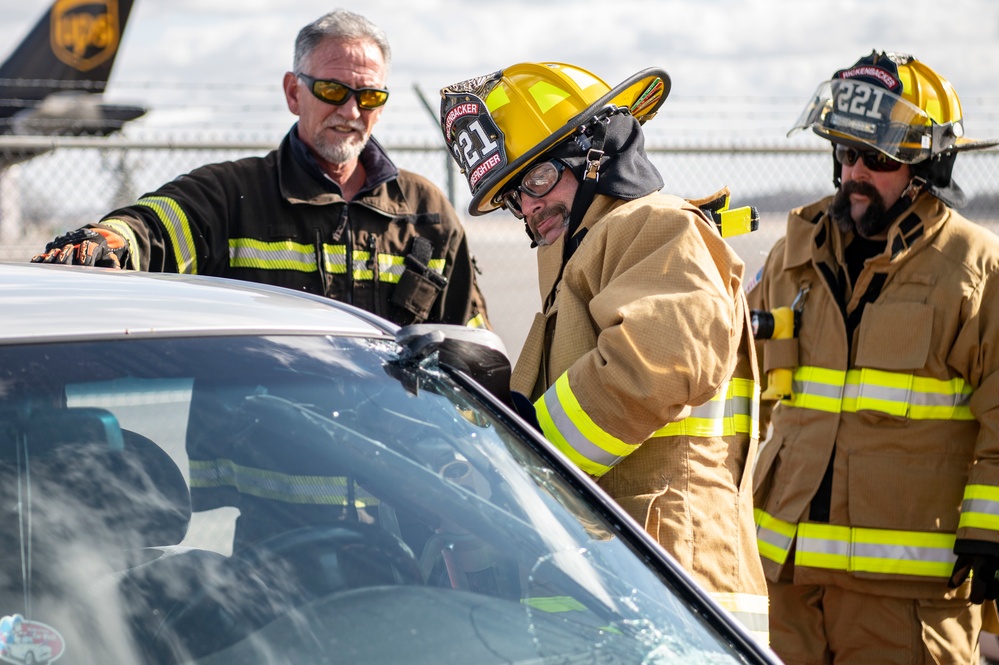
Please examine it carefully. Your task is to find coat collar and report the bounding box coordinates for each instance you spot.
[278,125,402,209]
[782,191,950,271]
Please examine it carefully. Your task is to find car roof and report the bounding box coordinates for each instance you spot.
[0,263,395,343]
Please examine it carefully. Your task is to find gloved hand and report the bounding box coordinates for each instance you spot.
[949,553,999,604]
[31,227,128,268]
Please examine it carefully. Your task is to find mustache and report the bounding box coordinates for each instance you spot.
[528,203,570,246]
[841,179,881,199]
[323,118,367,133]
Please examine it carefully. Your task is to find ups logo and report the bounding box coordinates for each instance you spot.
[50,0,120,72]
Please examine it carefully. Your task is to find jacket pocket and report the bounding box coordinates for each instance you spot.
[390,270,440,323]
[847,451,969,532]
[615,486,692,568]
[855,301,933,370]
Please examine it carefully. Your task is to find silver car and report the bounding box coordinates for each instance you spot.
[0,263,779,664]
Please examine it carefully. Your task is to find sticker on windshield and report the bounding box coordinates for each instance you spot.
[0,614,65,664]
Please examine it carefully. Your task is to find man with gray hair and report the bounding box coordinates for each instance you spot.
[32,9,490,330]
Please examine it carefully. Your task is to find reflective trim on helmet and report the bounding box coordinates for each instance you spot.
[136,196,199,274]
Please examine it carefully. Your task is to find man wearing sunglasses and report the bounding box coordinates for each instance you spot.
[440,63,771,644]
[31,9,489,331]
[749,51,999,664]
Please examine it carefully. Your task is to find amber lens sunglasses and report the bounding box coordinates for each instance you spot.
[297,73,389,110]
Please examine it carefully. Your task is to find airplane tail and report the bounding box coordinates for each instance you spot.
[0,0,144,134]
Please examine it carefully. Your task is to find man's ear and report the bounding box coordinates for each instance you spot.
[283,72,302,116]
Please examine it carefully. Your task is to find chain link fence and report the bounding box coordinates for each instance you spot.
[3,136,999,360]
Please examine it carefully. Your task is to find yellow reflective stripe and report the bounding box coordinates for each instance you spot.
[786,366,846,413]
[755,509,797,566]
[322,245,445,283]
[711,592,770,646]
[189,459,378,507]
[137,196,199,274]
[842,368,973,420]
[535,372,638,477]
[466,313,487,329]
[652,378,759,439]
[521,596,587,613]
[795,523,956,578]
[786,366,973,420]
[229,238,316,271]
[959,484,999,531]
[98,219,141,271]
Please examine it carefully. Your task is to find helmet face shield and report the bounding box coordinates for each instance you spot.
[789,79,935,163]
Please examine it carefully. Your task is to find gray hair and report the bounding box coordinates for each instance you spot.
[293,9,392,74]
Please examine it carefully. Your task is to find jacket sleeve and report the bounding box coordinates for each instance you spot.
[94,163,235,275]
[534,203,742,476]
[957,261,999,546]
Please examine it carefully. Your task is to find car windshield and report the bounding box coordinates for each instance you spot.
[0,333,749,664]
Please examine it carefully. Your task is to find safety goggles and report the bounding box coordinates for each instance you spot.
[297,73,390,110]
[499,160,567,218]
[834,145,904,172]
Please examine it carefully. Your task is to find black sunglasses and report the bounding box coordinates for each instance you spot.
[834,145,903,173]
[499,160,567,218]
[296,73,390,110]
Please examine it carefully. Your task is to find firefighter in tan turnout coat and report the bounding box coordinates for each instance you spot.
[439,62,768,642]
[749,50,999,664]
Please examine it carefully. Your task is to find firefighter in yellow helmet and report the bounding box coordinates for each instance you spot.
[749,50,999,663]
[440,63,770,644]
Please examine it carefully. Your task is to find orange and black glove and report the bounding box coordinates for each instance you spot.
[31,227,128,268]
[949,543,999,604]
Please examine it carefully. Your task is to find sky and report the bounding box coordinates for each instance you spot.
[2,0,999,146]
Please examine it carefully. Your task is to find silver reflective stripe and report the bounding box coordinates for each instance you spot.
[543,384,622,470]
[229,239,315,271]
[757,524,794,554]
[792,377,843,400]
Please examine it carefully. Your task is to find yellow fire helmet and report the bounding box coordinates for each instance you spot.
[439,62,670,216]
[789,50,998,163]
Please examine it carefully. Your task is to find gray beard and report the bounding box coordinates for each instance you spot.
[314,134,367,164]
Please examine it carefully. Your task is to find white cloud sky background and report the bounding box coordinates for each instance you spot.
[2,0,998,145]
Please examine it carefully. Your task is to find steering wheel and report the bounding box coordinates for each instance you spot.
[153,522,423,662]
